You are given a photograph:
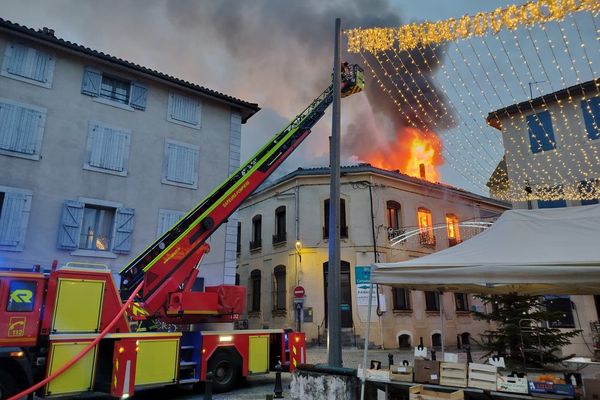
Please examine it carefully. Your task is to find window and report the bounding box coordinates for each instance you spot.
[417,207,435,247]
[398,334,411,349]
[392,288,411,311]
[545,295,575,328]
[0,98,46,160]
[250,269,261,312]
[425,291,440,311]
[323,198,348,239]
[168,92,202,129]
[527,111,556,153]
[162,140,199,188]
[273,265,286,311]
[455,293,469,312]
[386,201,403,240]
[84,121,131,176]
[250,215,262,251]
[461,332,471,347]
[1,42,55,87]
[581,96,600,140]
[0,186,32,252]
[431,333,442,348]
[81,67,147,110]
[157,209,185,238]
[446,214,461,247]
[6,281,37,312]
[273,206,286,245]
[57,200,134,255]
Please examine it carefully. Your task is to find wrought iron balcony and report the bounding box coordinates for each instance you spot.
[249,239,262,251]
[418,232,436,248]
[323,225,349,239]
[272,232,287,245]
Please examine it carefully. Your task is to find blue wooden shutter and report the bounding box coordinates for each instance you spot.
[527,111,555,153]
[5,43,27,76]
[165,142,198,185]
[130,82,147,110]
[88,123,130,172]
[0,102,43,155]
[113,207,134,254]
[0,192,26,247]
[169,93,199,125]
[31,49,53,83]
[81,67,102,96]
[57,200,84,250]
[156,209,185,237]
[581,97,600,140]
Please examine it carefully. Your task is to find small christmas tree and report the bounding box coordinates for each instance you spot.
[472,293,581,368]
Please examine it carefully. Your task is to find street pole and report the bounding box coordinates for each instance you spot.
[327,17,342,368]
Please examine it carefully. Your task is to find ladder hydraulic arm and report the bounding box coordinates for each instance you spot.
[119,64,364,319]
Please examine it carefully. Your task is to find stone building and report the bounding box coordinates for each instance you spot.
[0,18,258,288]
[236,164,509,349]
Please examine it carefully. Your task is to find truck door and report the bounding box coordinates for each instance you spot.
[0,273,44,347]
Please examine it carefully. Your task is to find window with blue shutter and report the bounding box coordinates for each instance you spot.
[581,96,600,140]
[0,190,30,251]
[113,207,134,254]
[168,92,201,128]
[57,200,84,250]
[527,111,556,153]
[157,209,185,237]
[1,42,55,87]
[0,99,46,160]
[84,121,131,175]
[162,140,199,187]
[81,67,147,110]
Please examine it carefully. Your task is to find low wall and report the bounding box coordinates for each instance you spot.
[290,365,360,400]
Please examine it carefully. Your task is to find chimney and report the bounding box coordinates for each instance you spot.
[40,27,56,38]
[419,163,426,180]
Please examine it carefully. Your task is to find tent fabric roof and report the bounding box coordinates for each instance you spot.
[371,204,600,295]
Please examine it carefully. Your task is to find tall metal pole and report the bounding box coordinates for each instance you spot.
[327,17,342,367]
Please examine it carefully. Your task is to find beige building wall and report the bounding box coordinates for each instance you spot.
[237,166,509,349]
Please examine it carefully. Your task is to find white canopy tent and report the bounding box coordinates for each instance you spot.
[359,205,600,399]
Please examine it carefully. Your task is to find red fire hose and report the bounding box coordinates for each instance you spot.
[9,281,144,400]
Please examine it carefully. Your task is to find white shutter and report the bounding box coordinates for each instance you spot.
[57,200,84,250]
[163,140,199,187]
[0,99,45,157]
[86,121,131,174]
[157,209,186,237]
[168,92,200,127]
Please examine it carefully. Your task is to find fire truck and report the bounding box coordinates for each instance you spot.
[0,64,364,399]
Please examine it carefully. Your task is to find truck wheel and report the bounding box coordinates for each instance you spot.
[207,351,240,393]
[0,370,19,400]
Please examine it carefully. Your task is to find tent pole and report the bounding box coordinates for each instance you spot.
[360,282,375,400]
[440,291,445,359]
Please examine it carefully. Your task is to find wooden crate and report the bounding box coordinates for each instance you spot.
[414,359,440,384]
[440,362,467,387]
[390,365,414,382]
[468,363,497,391]
[409,384,464,400]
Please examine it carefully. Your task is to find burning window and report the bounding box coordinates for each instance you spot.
[417,208,435,246]
[445,214,461,246]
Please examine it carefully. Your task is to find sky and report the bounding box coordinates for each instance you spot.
[0,0,536,195]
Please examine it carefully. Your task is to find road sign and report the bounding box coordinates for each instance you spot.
[293,286,305,298]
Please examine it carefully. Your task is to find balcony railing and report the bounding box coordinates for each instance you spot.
[387,227,406,242]
[323,225,348,239]
[448,237,462,247]
[249,239,262,251]
[272,232,287,245]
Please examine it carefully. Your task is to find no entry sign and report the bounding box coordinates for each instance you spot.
[293,286,305,298]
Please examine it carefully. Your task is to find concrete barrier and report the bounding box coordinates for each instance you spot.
[290,364,360,400]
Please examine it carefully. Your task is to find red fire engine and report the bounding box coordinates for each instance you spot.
[0,64,364,399]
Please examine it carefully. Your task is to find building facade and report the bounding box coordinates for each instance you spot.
[236,165,509,349]
[487,79,600,356]
[0,19,258,288]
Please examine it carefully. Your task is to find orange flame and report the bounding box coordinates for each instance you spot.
[361,127,443,183]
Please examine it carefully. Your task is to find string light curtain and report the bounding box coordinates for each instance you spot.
[345,0,600,202]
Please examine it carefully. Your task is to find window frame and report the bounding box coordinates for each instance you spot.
[455,293,469,312]
[0,97,47,161]
[167,91,202,129]
[83,120,131,176]
[273,206,287,245]
[445,213,461,246]
[417,207,436,247]
[273,265,286,312]
[250,215,262,251]
[425,291,440,312]
[526,111,556,154]
[392,287,411,311]
[0,185,33,252]
[250,269,261,313]
[162,139,200,189]
[1,42,55,89]
[323,198,348,239]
